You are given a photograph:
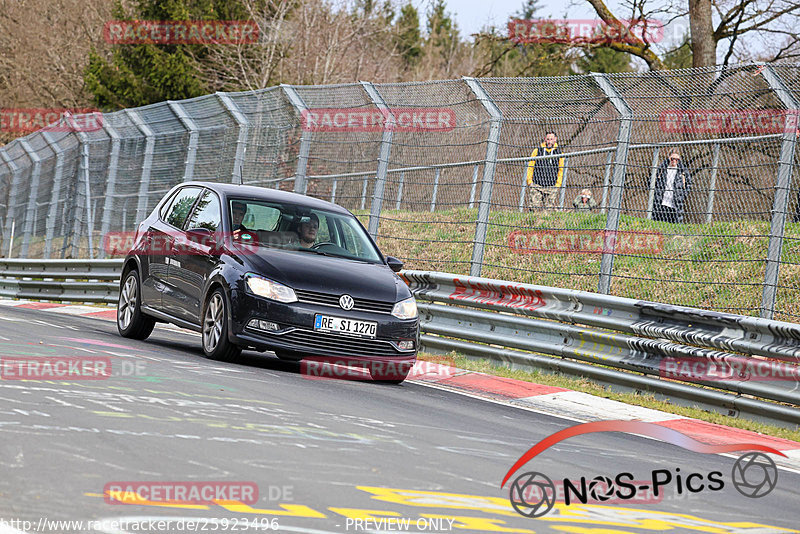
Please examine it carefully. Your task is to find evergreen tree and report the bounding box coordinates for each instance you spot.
[395,3,422,67]
[84,0,254,109]
[576,47,633,73]
[664,33,693,70]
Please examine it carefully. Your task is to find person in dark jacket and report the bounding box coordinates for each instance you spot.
[526,132,565,211]
[652,149,692,223]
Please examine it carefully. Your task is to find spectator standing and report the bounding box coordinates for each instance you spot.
[526,132,565,211]
[573,188,598,211]
[652,149,692,223]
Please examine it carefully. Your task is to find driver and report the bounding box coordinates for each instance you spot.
[296,213,319,248]
[231,201,250,232]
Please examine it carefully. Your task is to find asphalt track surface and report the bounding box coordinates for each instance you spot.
[0,304,799,534]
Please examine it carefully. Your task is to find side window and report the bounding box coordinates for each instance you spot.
[186,191,221,232]
[340,223,362,255]
[164,187,202,229]
[316,213,331,243]
[159,189,179,219]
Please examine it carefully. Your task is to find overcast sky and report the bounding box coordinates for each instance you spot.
[414,0,689,55]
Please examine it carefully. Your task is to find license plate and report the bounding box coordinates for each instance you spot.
[314,314,377,338]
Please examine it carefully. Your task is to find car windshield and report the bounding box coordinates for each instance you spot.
[228,198,383,263]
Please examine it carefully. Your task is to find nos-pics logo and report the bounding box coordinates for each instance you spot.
[501,420,782,518]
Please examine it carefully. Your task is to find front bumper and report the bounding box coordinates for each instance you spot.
[228,289,419,364]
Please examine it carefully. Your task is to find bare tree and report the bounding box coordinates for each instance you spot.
[584,0,800,68]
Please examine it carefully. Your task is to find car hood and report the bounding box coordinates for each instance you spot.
[240,247,407,302]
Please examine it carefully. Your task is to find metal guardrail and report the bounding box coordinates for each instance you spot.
[2,259,798,427]
[401,270,800,428]
[0,259,123,304]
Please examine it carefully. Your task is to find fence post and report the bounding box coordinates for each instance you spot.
[217,93,249,183]
[18,140,41,258]
[281,85,311,194]
[464,77,502,277]
[98,121,120,258]
[430,168,440,212]
[41,131,65,259]
[168,100,199,182]
[705,142,721,224]
[0,149,21,257]
[759,65,798,319]
[469,164,479,209]
[362,82,395,238]
[67,113,95,259]
[125,109,154,229]
[593,73,633,294]
[646,147,660,219]
[360,178,368,210]
[558,157,569,209]
[396,171,405,210]
[600,150,613,214]
[330,179,337,203]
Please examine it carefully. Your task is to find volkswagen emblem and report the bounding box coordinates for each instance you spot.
[339,294,355,310]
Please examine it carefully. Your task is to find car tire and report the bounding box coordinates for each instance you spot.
[202,288,242,362]
[117,270,156,340]
[369,360,412,384]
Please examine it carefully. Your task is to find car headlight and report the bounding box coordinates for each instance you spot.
[391,296,417,320]
[245,274,297,303]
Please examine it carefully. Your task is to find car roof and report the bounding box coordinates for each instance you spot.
[183,181,351,214]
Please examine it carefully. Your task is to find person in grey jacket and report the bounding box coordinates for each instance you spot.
[652,149,692,223]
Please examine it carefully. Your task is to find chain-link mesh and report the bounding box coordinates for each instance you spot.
[0,63,798,320]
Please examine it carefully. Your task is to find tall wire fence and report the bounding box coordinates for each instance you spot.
[1,63,799,321]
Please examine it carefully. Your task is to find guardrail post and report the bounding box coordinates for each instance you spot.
[0,149,21,257]
[600,150,613,214]
[98,121,119,259]
[430,168,440,212]
[464,77,502,277]
[67,113,95,259]
[217,93,249,183]
[125,109,154,230]
[705,142,721,224]
[362,82,395,237]
[168,100,199,182]
[593,73,633,294]
[18,140,41,258]
[759,65,798,319]
[646,147,660,219]
[281,85,312,194]
[41,131,65,258]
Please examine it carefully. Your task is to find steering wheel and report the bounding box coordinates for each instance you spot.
[311,241,336,249]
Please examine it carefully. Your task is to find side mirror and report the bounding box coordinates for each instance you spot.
[187,228,223,254]
[186,227,212,242]
[385,256,403,273]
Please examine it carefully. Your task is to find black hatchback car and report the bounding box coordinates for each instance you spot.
[116,182,419,383]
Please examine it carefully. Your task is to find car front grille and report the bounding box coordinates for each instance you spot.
[295,289,394,314]
[277,328,401,358]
